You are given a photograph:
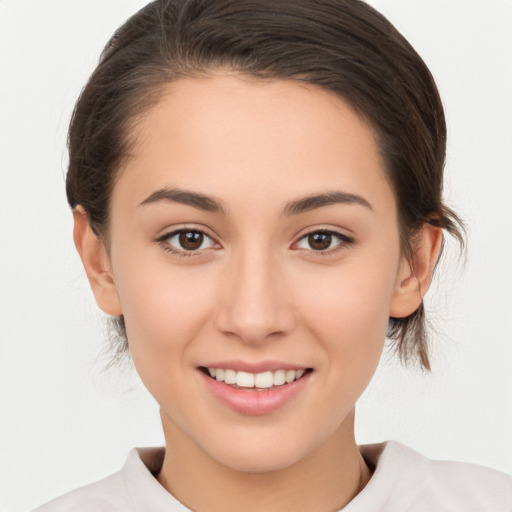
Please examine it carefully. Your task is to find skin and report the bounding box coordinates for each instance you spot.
[74,74,442,511]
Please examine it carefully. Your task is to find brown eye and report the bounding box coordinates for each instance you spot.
[179,231,204,250]
[295,230,351,253]
[163,229,216,254]
[307,232,332,251]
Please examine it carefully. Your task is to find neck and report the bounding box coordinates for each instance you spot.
[157,409,371,512]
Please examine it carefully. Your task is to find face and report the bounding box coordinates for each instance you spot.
[100,75,408,472]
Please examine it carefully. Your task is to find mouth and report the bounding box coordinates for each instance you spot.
[199,364,314,415]
[199,366,313,391]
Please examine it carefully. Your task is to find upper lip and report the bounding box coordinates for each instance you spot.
[200,360,310,373]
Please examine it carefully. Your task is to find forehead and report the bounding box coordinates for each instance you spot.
[115,74,395,216]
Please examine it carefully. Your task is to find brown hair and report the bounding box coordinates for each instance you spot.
[67,0,464,371]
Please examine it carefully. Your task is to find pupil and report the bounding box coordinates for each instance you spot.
[179,231,203,250]
[309,232,331,250]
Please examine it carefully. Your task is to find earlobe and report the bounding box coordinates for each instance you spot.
[73,207,123,316]
[390,223,443,319]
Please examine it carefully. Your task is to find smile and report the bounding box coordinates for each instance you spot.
[199,365,313,415]
[206,368,307,390]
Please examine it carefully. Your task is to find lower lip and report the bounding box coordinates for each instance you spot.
[200,370,312,416]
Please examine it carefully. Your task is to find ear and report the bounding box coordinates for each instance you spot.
[73,207,123,316]
[390,223,443,318]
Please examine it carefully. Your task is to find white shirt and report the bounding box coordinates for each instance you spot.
[33,441,512,511]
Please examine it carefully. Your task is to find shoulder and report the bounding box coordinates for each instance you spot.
[424,452,512,507]
[34,471,133,512]
[31,447,176,512]
[31,470,130,512]
[349,441,512,512]
[397,441,512,510]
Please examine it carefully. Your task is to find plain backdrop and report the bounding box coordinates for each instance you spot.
[1,1,511,510]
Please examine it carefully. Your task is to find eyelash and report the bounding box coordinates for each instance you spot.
[294,230,354,255]
[156,228,354,258]
[156,228,217,258]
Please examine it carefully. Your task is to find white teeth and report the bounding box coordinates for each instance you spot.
[273,369,286,386]
[236,371,255,388]
[285,370,296,384]
[224,369,237,385]
[209,367,308,388]
[254,371,273,388]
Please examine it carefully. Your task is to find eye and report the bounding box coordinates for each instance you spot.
[160,229,217,255]
[295,230,352,253]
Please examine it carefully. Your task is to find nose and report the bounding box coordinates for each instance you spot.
[215,246,296,345]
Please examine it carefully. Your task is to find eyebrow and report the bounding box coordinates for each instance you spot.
[140,188,228,214]
[283,191,373,215]
[140,187,372,215]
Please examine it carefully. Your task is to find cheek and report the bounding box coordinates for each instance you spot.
[112,256,216,368]
[300,259,395,333]
[296,251,399,384]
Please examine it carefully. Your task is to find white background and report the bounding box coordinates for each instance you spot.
[1,1,511,510]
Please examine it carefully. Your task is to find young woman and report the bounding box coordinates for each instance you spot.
[29,0,511,510]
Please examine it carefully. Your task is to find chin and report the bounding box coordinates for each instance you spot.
[214,445,307,474]
[198,426,327,474]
